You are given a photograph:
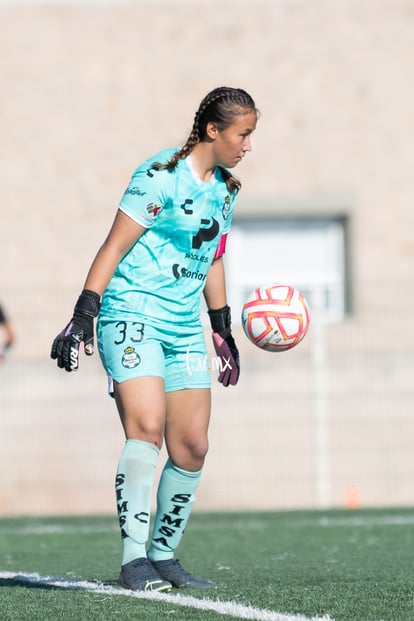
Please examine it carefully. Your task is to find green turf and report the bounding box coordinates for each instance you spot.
[1,508,414,620]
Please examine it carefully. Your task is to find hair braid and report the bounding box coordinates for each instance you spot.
[152,86,257,193]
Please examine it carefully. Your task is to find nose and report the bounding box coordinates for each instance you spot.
[243,137,252,152]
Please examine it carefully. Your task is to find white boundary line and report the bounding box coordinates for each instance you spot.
[0,571,333,621]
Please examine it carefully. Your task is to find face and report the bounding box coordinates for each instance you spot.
[209,110,257,169]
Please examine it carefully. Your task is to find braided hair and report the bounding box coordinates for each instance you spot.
[152,87,257,194]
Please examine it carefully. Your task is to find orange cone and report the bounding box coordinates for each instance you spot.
[345,484,361,510]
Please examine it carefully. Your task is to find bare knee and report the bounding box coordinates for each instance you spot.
[187,433,209,461]
[126,418,164,446]
[165,387,211,470]
[169,433,209,471]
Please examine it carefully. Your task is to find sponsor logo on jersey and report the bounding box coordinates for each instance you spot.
[184,252,208,263]
[222,195,231,220]
[124,185,147,197]
[172,264,207,282]
[121,346,141,369]
[192,217,219,249]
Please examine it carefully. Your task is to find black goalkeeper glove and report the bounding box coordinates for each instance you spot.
[50,289,101,372]
[208,305,240,387]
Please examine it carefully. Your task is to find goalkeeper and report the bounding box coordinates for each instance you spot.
[51,86,258,592]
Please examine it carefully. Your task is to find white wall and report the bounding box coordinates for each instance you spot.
[1,0,414,514]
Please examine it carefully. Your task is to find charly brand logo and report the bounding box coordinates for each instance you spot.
[185,343,233,376]
[180,198,194,215]
[121,346,141,369]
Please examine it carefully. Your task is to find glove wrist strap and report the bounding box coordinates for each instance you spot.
[74,289,101,318]
[208,305,231,337]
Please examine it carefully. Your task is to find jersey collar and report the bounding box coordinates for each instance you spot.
[185,155,218,186]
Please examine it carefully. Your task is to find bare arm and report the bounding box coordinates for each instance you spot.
[204,257,240,387]
[203,257,228,310]
[83,210,146,296]
[51,209,146,371]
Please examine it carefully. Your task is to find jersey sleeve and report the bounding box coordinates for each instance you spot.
[119,149,175,228]
[222,194,236,235]
[213,233,228,259]
[213,186,237,258]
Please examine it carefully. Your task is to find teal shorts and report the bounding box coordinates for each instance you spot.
[97,317,211,394]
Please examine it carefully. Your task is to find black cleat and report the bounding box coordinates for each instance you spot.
[151,558,216,589]
[119,557,172,592]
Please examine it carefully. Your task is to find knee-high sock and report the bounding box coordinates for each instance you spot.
[148,458,201,562]
[115,439,159,565]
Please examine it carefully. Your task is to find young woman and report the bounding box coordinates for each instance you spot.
[51,86,258,592]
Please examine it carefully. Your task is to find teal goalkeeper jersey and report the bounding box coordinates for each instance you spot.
[100,147,237,325]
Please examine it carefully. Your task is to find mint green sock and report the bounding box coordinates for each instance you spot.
[148,459,202,562]
[115,439,159,565]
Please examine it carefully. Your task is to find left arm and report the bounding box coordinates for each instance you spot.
[203,257,227,310]
[203,257,240,387]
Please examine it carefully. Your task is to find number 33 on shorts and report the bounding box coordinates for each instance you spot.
[113,321,145,345]
[112,321,145,369]
[97,320,147,377]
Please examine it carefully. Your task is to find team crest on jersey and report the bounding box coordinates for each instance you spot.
[145,202,162,220]
[222,196,231,220]
[122,346,141,369]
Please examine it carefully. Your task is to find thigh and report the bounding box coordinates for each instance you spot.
[164,388,211,471]
[164,326,211,393]
[114,376,167,447]
[97,318,166,384]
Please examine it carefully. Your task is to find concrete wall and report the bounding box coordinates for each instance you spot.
[1,0,414,515]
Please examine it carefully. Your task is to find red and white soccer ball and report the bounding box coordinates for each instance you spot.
[241,283,311,352]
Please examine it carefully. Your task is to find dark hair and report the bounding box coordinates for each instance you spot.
[153,87,257,194]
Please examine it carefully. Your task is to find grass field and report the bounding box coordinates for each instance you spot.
[1,507,414,621]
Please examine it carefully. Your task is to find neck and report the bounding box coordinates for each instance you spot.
[189,143,217,182]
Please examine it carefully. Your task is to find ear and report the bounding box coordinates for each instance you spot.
[206,122,218,140]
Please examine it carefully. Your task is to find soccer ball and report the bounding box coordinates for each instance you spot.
[241,283,310,352]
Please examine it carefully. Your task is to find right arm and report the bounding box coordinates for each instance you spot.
[83,209,146,295]
[51,209,146,371]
